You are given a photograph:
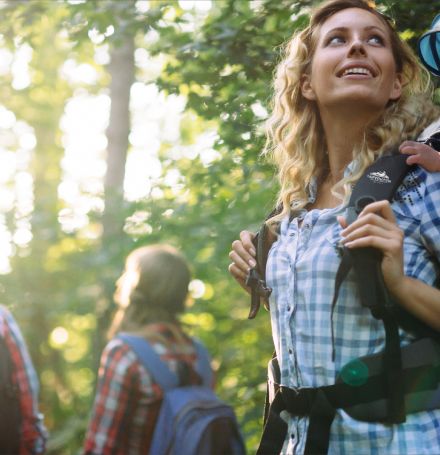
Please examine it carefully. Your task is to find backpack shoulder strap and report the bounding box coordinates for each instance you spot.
[246,205,283,319]
[333,152,413,322]
[332,152,414,423]
[117,333,178,390]
[193,339,213,387]
[345,152,412,224]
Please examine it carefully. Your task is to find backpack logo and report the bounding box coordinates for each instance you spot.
[367,170,391,184]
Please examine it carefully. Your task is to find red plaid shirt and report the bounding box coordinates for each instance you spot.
[83,322,211,455]
[0,305,47,454]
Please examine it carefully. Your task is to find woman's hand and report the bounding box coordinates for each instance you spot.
[338,200,404,294]
[399,140,440,172]
[228,230,257,292]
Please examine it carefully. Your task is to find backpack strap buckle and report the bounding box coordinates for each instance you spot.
[246,268,272,319]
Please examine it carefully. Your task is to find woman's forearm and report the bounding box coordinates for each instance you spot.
[391,276,440,331]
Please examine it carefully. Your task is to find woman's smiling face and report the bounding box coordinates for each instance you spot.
[301,7,402,112]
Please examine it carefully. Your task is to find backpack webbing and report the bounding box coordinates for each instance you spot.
[117,333,213,388]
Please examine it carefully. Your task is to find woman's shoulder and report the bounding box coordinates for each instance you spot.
[394,165,440,218]
[100,337,140,374]
[402,165,440,195]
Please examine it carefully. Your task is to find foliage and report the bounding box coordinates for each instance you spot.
[0,0,437,453]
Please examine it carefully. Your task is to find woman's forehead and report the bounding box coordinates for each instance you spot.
[318,7,388,36]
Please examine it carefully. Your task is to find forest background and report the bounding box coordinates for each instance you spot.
[0,0,438,453]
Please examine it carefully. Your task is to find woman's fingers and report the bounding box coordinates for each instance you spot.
[229,248,255,274]
[228,230,257,290]
[228,262,251,294]
[342,230,403,251]
[399,141,440,172]
[341,200,396,235]
[340,200,403,253]
[339,200,404,291]
[239,230,256,256]
[359,199,396,221]
[399,140,420,154]
[342,223,398,244]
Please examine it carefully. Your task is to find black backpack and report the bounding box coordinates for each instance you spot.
[0,336,21,455]
[246,137,440,454]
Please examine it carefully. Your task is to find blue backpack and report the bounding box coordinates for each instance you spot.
[118,333,246,455]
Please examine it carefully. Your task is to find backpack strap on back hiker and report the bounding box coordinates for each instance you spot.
[117,333,213,389]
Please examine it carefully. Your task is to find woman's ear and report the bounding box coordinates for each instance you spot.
[300,74,316,100]
[389,72,403,101]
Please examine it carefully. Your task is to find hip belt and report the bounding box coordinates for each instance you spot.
[257,338,440,455]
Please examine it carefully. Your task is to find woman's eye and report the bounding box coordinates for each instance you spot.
[327,36,345,45]
[368,35,384,45]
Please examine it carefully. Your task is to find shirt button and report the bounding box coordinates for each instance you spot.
[287,306,291,311]
[289,349,293,354]
[291,434,295,440]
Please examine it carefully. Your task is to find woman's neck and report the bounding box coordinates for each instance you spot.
[319,107,377,183]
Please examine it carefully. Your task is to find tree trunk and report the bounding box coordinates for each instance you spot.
[103,36,135,242]
[95,33,135,359]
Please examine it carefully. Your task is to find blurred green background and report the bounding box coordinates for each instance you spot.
[0,0,438,453]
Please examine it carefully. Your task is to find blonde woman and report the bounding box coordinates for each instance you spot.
[83,245,212,455]
[229,0,440,453]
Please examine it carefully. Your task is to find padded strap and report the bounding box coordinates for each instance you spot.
[193,339,213,387]
[304,390,336,455]
[256,391,288,455]
[348,153,412,211]
[117,333,178,390]
[118,334,213,390]
[247,206,282,319]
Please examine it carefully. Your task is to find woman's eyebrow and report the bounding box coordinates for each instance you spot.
[364,25,387,34]
[322,25,387,41]
[325,25,386,35]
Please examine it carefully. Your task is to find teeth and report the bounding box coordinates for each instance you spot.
[342,67,372,77]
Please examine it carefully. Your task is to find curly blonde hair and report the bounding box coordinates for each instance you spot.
[265,0,440,223]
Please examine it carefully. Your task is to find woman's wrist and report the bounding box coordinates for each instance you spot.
[387,275,412,305]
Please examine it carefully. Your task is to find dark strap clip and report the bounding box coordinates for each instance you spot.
[280,385,316,415]
[246,268,272,319]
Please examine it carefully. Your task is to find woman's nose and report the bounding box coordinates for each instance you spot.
[348,39,367,57]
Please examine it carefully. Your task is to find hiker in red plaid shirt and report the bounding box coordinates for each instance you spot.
[83,245,213,455]
[0,305,47,454]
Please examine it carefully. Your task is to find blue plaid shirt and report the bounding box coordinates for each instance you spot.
[266,164,440,454]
